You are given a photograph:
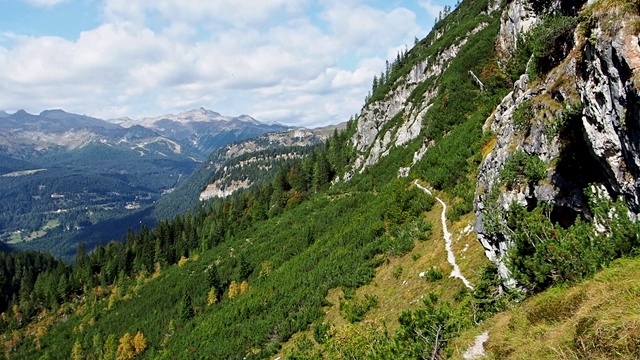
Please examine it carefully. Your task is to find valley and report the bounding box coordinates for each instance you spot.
[0,108,293,259]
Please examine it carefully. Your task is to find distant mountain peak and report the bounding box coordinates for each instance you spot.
[170,108,224,123]
[40,109,68,116]
[0,110,9,118]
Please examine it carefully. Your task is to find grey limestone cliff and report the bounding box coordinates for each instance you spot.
[474,0,640,281]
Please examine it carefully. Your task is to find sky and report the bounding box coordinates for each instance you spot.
[0,0,458,128]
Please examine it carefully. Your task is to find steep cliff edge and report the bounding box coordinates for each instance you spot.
[474,0,640,280]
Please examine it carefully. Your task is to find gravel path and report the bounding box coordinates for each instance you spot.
[463,331,489,359]
[414,180,474,290]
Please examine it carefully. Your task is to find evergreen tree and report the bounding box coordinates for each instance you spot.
[385,60,391,79]
[71,339,83,360]
[180,293,195,321]
[117,332,135,360]
[207,265,221,295]
[103,334,117,360]
[132,331,147,354]
[239,254,252,280]
[313,152,333,191]
[239,280,249,295]
[207,288,218,306]
[92,332,103,359]
[228,281,239,299]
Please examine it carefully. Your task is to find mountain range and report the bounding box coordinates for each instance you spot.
[0,108,293,259]
[109,108,288,157]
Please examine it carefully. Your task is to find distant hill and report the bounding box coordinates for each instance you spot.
[0,108,293,259]
[153,127,333,220]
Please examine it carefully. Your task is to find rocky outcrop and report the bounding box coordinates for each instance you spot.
[348,60,436,176]
[200,179,252,200]
[346,22,489,178]
[474,1,640,282]
[199,129,326,200]
[495,0,539,62]
[577,25,640,211]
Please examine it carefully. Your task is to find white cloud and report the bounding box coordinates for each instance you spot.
[1,0,430,128]
[419,0,445,21]
[102,0,309,27]
[321,2,422,55]
[24,0,69,8]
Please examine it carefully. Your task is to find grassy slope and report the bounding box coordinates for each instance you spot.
[12,178,436,359]
[450,256,640,359]
[276,204,490,358]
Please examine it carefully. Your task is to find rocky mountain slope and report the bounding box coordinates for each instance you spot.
[474,0,640,281]
[198,128,331,201]
[153,126,335,220]
[344,0,640,284]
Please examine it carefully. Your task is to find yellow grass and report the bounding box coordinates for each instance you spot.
[450,257,640,359]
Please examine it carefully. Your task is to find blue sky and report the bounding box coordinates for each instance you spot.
[0,0,458,127]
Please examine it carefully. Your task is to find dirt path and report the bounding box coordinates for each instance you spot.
[463,331,489,359]
[414,180,474,290]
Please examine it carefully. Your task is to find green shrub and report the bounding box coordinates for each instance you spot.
[313,322,330,344]
[425,267,444,282]
[506,195,640,291]
[500,151,547,189]
[340,294,379,323]
[507,14,578,80]
[513,100,534,132]
[472,263,522,320]
[393,265,403,279]
[394,293,463,359]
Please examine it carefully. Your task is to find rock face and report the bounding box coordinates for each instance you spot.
[199,129,327,201]
[474,1,640,281]
[577,30,640,211]
[495,0,539,62]
[345,18,489,179]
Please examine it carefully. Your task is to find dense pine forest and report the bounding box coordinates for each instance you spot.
[2,0,640,358]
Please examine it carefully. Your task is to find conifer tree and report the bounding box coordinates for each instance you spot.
[71,339,83,360]
[239,254,252,280]
[117,332,135,360]
[207,265,221,295]
[207,288,218,306]
[132,331,147,354]
[240,281,249,295]
[180,293,195,321]
[385,60,391,78]
[92,332,103,359]
[103,334,117,360]
[228,281,239,299]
